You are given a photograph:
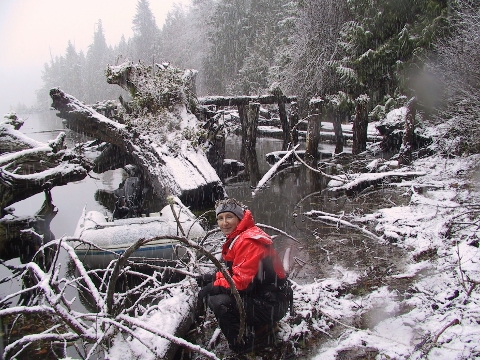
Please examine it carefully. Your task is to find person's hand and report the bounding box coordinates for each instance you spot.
[196,282,215,320]
[195,273,215,287]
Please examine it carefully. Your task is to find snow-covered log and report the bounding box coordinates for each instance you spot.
[325,170,426,196]
[198,94,297,106]
[0,113,90,213]
[50,87,225,206]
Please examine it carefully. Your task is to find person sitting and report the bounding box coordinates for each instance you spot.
[196,198,291,354]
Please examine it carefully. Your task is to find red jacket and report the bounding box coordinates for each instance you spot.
[213,209,286,292]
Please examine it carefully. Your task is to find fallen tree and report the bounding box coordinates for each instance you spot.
[0,113,91,262]
[50,62,225,207]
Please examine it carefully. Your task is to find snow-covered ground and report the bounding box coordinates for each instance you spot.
[2,109,479,359]
[283,153,480,359]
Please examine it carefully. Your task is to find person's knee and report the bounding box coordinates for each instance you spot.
[208,294,233,315]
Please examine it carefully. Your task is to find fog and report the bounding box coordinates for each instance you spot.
[0,0,191,115]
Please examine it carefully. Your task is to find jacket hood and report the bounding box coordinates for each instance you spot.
[226,209,272,246]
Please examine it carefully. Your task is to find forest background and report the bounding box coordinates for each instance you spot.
[17,0,480,156]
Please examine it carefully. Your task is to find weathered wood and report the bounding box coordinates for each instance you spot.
[50,87,224,207]
[0,114,44,155]
[288,102,299,146]
[352,95,370,155]
[198,95,297,107]
[0,114,91,212]
[0,187,56,264]
[0,164,87,213]
[325,99,346,155]
[398,97,417,166]
[305,98,322,164]
[279,101,289,150]
[244,103,260,149]
[241,146,261,187]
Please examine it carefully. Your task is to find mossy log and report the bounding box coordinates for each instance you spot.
[50,88,224,207]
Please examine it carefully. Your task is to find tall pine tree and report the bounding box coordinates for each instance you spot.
[132,0,159,63]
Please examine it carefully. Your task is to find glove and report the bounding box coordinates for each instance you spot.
[196,282,228,316]
[196,282,215,320]
[195,273,215,287]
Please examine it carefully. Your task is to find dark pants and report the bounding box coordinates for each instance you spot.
[207,290,288,353]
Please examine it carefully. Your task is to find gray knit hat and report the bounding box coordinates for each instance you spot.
[215,198,245,220]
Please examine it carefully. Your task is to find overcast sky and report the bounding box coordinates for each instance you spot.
[0,0,191,115]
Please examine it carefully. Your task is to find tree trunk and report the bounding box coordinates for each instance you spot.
[352,95,370,155]
[333,111,345,154]
[198,95,297,107]
[241,102,260,150]
[278,101,289,150]
[0,116,90,212]
[50,88,224,207]
[289,102,299,147]
[398,97,417,166]
[305,99,322,165]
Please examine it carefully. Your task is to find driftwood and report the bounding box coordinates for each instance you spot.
[198,95,297,107]
[50,85,224,207]
[0,113,90,262]
[0,114,90,213]
[325,170,426,196]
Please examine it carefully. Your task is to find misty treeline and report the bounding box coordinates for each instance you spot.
[37,0,480,155]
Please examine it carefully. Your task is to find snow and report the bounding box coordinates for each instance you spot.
[3,111,479,360]
[106,283,196,360]
[305,153,480,359]
[159,145,221,192]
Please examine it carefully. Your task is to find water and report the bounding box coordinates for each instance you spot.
[1,110,409,358]
[3,110,406,283]
[0,110,127,303]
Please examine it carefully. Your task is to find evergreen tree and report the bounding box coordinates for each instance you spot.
[158,0,214,94]
[113,35,134,65]
[203,0,250,94]
[62,41,86,98]
[85,19,115,102]
[132,0,159,63]
[278,0,351,108]
[228,0,291,95]
[331,0,449,105]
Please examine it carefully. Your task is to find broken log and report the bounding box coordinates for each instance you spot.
[198,95,297,107]
[0,114,91,213]
[50,87,225,207]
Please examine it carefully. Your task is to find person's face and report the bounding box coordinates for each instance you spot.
[216,212,240,236]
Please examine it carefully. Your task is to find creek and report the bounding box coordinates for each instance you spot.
[1,109,410,358]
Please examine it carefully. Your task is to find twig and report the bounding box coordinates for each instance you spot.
[431,318,460,345]
[118,314,220,360]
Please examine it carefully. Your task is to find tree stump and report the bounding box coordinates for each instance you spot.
[398,97,417,166]
[305,98,323,165]
[352,95,370,155]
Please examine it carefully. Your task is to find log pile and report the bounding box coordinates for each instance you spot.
[51,61,225,208]
[0,113,90,261]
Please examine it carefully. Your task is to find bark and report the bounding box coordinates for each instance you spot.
[198,95,297,107]
[305,99,322,165]
[0,187,57,266]
[288,102,299,146]
[0,117,90,213]
[333,112,345,154]
[245,102,260,149]
[352,95,370,155]
[398,97,417,166]
[279,101,289,150]
[49,88,224,207]
[0,160,87,213]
